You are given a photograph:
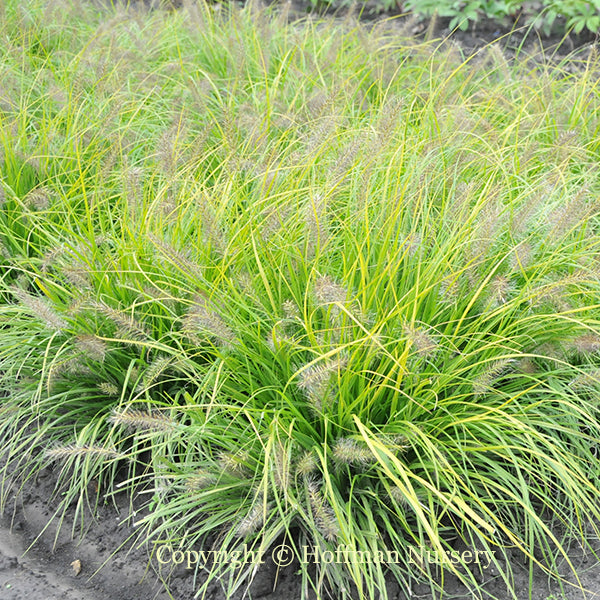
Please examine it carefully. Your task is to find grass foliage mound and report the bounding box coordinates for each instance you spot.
[1,1,600,598]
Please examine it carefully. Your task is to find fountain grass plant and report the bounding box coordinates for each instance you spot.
[1,0,600,598]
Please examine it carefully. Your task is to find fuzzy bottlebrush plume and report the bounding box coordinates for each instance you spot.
[332,138,361,183]
[181,296,236,349]
[554,130,584,162]
[10,286,67,331]
[282,299,300,320]
[516,357,537,375]
[236,271,260,305]
[234,498,269,538]
[296,354,348,411]
[438,276,460,305]
[260,204,291,242]
[569,369,600,391]
[547,186,594,240]
[313,274,348,307]
[41,245,66,271]
[23,186,53,210]
[571,334,600,356]
[49,356,92,386]
[218,450,251,476]
[156,122,186,176]
[108,407,177,432]
[136,355,174,393]
[530,277,574,312]
[306,478,340,542]
[197,194,227,254]
[509,243,535,272]
[375,96,403,148]
[469,200,504,261]
[91,300,151,342]
[45,444,123,460]
[98,382,120,396]
[400,233,422,258]
[389,486,409,507]
[332,437,375,467]
[62,259,92,289]
[304,193,328,258]
[148,233,203,278]
[472,358,514,397]
[185,470,217,492]
[488,274,513,307]
[388,486,429,513]
[295,450,318,478]
[76,334,107,362]
[403,324,438,358]
[487,43,511,81]
[270,441,291,492]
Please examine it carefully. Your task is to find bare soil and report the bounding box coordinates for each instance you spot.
[2,463,600,599]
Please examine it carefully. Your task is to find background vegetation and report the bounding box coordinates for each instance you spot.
[1,0,600,599]
[344,0,600,34]
[401,0,600,33]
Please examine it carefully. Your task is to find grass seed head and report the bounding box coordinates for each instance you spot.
[569,369,600,390]
[473,358,514,397]
[234,502,266,538]
[403,324,438,358]
[304,193,328,258]
[296,450,318,478]
[307,478,340,542]
[108,408,177,432]
[332,437,374,467]
[270,441,291,491]
[218,450,251,476]
[76,334,107,362]
[510,243,535,271]
[314,274,348,306]
[11,286,67,331]
[488,274,512,306]
[98,382,120,396]
[62,262,91,289]
[149,233,203,277]
[24,186,52,210]
[571,334,600,356]
[548,186,593,240]
[297,354,348,410]
[45,444,122,460]
[91,300,150,342]
[182,297,236,349]
[136,355,173,392]
[185,470,217,492]
[282,299,300,320]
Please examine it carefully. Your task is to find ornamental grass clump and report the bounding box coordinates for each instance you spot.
[1,1,600,599]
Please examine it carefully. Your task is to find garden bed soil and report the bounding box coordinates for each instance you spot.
[2,463,600,599]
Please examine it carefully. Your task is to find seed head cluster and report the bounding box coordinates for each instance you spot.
[473,358,514,397]
[332,437,375,467]
[182,297,236,349]
[11,285,67,331]
[403,324,438,358]
[306,478,340,542]
[296,354,348,411]
[313,274,348,307]
[108,408,177,432]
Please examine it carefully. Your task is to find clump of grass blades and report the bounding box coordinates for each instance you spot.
[1,0,600,599]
